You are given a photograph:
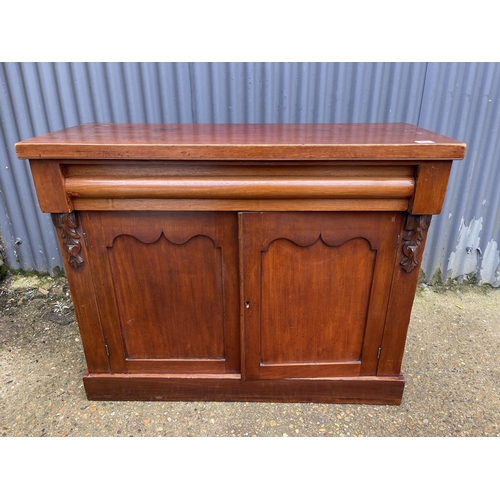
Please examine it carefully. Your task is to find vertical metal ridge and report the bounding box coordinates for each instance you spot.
[1,62,499,284]
[419,62,500,286]
[1,62,63,272]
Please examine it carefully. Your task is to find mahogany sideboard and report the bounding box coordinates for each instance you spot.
[15,123,466,404]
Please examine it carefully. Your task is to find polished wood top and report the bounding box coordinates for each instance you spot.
[16,123,466,161]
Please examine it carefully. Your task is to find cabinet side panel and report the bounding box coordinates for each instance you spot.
[377,214,431,375]
[54,212,110,373]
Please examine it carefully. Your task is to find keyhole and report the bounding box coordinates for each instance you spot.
[245,302,250,309]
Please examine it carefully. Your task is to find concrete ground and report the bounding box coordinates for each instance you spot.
[0,274,498,437]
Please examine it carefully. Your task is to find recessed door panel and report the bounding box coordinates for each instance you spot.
[108,234,225,360]
[83,211,240,375]
[241,212,402,380]
[261,237,375,364]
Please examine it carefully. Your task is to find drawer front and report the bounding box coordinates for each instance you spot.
[30,160,416,213]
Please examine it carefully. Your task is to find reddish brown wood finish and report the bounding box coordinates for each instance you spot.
[32,160,417,213]
[83,373,405,404]
[409,161,453,214]
[71,198,410,212]
[82,211,240,375]
[65,175,414,199]
[30,160,73,212]
[377,214,432,375]
[16,123,466,160]
[16,123,466,404]
[51,212,109,373]
[241,212,401,380]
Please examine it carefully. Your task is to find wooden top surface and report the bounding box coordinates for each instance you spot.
[15,123,466,161]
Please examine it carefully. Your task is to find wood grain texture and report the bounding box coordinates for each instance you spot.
[241,212,402,380]
[29,160,73,212]
[260,238,373,364]
[16,123,466,160]
[20,123,464,403]
[64,175,414,199]
[108,234,225,360]
[71,198,410,212]
[82,211,240,375]
[377,213,432,376]
[64,161,418,176]
[35,160,417,213]
[409,161,453,214]
[83,373,405,404]
[52,211,110,373]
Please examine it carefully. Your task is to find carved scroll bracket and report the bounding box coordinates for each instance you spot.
[52,212,84,269]
[400,214,432,273]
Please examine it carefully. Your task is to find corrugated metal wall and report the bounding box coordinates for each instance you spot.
[419,63,500,287]
[1,62,499,285]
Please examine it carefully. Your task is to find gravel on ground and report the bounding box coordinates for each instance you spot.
[0,274,498,438]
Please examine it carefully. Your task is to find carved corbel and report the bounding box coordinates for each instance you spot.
[52,212,84,269]
[400,214,432,273]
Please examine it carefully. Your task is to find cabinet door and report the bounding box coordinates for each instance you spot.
[240,212,402,380]
[82,211,240,375]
